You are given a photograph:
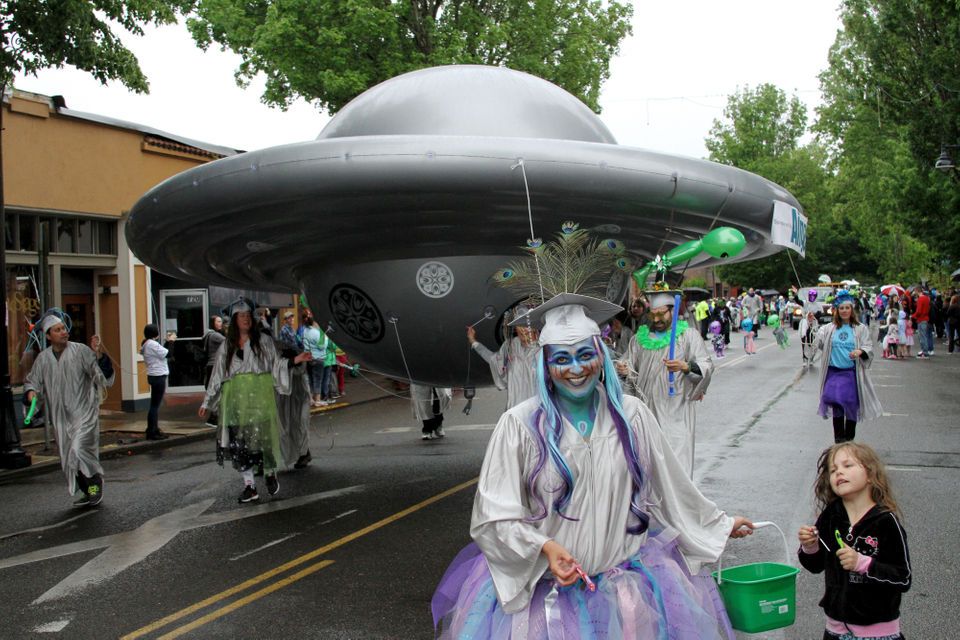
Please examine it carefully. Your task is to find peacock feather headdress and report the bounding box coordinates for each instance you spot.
[491,221,631,302]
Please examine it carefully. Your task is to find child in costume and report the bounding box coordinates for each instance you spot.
[800,310,818,366]
[768,314,789,349]
[798,442,911,640]
[709,320,725,358]
[741,317,756,354]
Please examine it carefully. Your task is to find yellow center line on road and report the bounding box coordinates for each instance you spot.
[121,477,479,640]
[156,560,336,640]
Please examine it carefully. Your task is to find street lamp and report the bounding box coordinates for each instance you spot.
[935,143,960,173]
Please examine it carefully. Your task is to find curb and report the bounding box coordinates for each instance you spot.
[0,392,396,483]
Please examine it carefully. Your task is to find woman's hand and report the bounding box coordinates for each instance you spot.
[466,326,477,345]
[849,349,863,359]
[729,516,755,539]
[798,525,819,547]
[293,352,312,364]
[198,407,207,419]
[541,540,579,586]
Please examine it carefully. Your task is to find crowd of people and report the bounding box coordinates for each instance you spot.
[22,255,946,638]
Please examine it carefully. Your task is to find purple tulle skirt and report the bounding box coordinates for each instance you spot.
[819,366,860,421]
[432,533,734,639]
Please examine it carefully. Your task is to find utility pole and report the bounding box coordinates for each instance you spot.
[0,85,32,469]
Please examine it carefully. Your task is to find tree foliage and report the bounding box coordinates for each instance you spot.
[704,84,871,289]
[816,0,960,279]
[186,0,633,113]
[1,0,191,91]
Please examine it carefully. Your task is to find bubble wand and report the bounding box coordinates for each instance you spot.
[24,396,38,425]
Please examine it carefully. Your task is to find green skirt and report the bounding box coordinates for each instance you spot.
[220,372,283,474]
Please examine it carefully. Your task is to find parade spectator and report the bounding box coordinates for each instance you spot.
[798,443,911,640]
[695,298,710,339]
[616,288,714,476]
[323,332,339,400]
[201,316,226,427]
[24,309,115,507]
[932,291,945,340]
[433,293,753,638]
[278,311,298,348]
[911,287,932,358]
[334,345,349,396]
[199,297,311,503]
[946,295,960,354]
[301,316,328,407]
[140,324,170,441]
[899,307,914,357]
[814,290,882,443]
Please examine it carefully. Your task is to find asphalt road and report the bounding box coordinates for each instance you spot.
[0,330,956,639]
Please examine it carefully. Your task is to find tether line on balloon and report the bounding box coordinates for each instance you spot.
[786,249,803,289]
[511,158,545,301]
[390,319,415,389]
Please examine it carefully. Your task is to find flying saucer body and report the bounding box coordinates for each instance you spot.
[126,65,801,387]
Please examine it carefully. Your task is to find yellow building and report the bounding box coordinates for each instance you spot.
[2,89,293,411]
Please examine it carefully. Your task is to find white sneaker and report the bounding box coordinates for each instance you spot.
[421,432,435,440]
[435,427,445,438]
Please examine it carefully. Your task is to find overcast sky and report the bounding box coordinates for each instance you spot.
[12,1,841,158]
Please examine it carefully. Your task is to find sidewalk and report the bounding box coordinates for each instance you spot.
[0,370,402,481]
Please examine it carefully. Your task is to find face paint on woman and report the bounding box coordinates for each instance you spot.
[545,339,603,402]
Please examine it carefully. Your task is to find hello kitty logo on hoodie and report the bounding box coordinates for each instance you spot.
[851,534,880,557]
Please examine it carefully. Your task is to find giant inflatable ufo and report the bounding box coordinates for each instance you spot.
[126,65,801,387]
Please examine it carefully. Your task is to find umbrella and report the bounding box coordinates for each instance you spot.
[951,267,960,282]
[841,279,859,286]
[880,284,905,296]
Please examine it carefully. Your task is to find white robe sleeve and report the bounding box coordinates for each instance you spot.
[264,338,294,395]
[471,341,508,391]
[469,412,551,614]
[681,328,713,401]
[201,342,228,412]
[633,401,733,574]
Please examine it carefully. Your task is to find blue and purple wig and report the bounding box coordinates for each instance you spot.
[525,335,650,535]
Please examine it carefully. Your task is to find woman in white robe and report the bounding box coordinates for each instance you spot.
[467,317,539,410]
[433,294,752,639]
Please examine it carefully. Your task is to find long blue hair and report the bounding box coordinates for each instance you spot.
[525,336,650,534]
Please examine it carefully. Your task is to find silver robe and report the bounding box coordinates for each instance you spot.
[201,337,295,449]
[815,323,883,421]
[471,391,734,614]
[621,326,713,475]
[470,337,539,409]
[276,363,311,466]
[24,342,115,495]
[410,384,452,421]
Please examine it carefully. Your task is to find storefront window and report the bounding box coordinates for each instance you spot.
[76,219,93,253]
[159,289,208,389]
[5,267,43,387]
[95,220,116,255]
[57,218,76,253]
[18,214,37,252]
[4,213,13,250]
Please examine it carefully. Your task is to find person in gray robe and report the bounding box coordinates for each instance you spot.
[741,287,763,337]
[273,314,312,469]
[24,309,115,507]
[466,305,539,410]
[410,383,452,440]
[616,290,714,477]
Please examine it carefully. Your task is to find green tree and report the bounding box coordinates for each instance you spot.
[1,0,190,459]
[186,0,633,114]
[704,84,865,290]
[816,0,960,274]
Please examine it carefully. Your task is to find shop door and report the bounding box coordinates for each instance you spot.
[159,289,208,391]
[63,294,95,346]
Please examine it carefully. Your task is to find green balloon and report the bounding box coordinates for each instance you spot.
[632,264,653,289]
[664,239,703,264]
[701,227,746,259]
[767,314,780,327]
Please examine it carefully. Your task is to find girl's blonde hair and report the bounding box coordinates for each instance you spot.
[814,442,901,517]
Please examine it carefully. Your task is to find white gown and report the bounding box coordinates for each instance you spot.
[471,391,733,614]
[24,343,115,495]
[620,326,713,475]
[470,337,540,409]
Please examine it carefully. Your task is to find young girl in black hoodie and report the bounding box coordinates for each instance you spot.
[798,442,911,639]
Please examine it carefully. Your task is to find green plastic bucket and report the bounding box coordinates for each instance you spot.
[712,521,801,633]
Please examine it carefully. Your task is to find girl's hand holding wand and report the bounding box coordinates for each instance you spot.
[798,525,819,547]
[837,546,859,571]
